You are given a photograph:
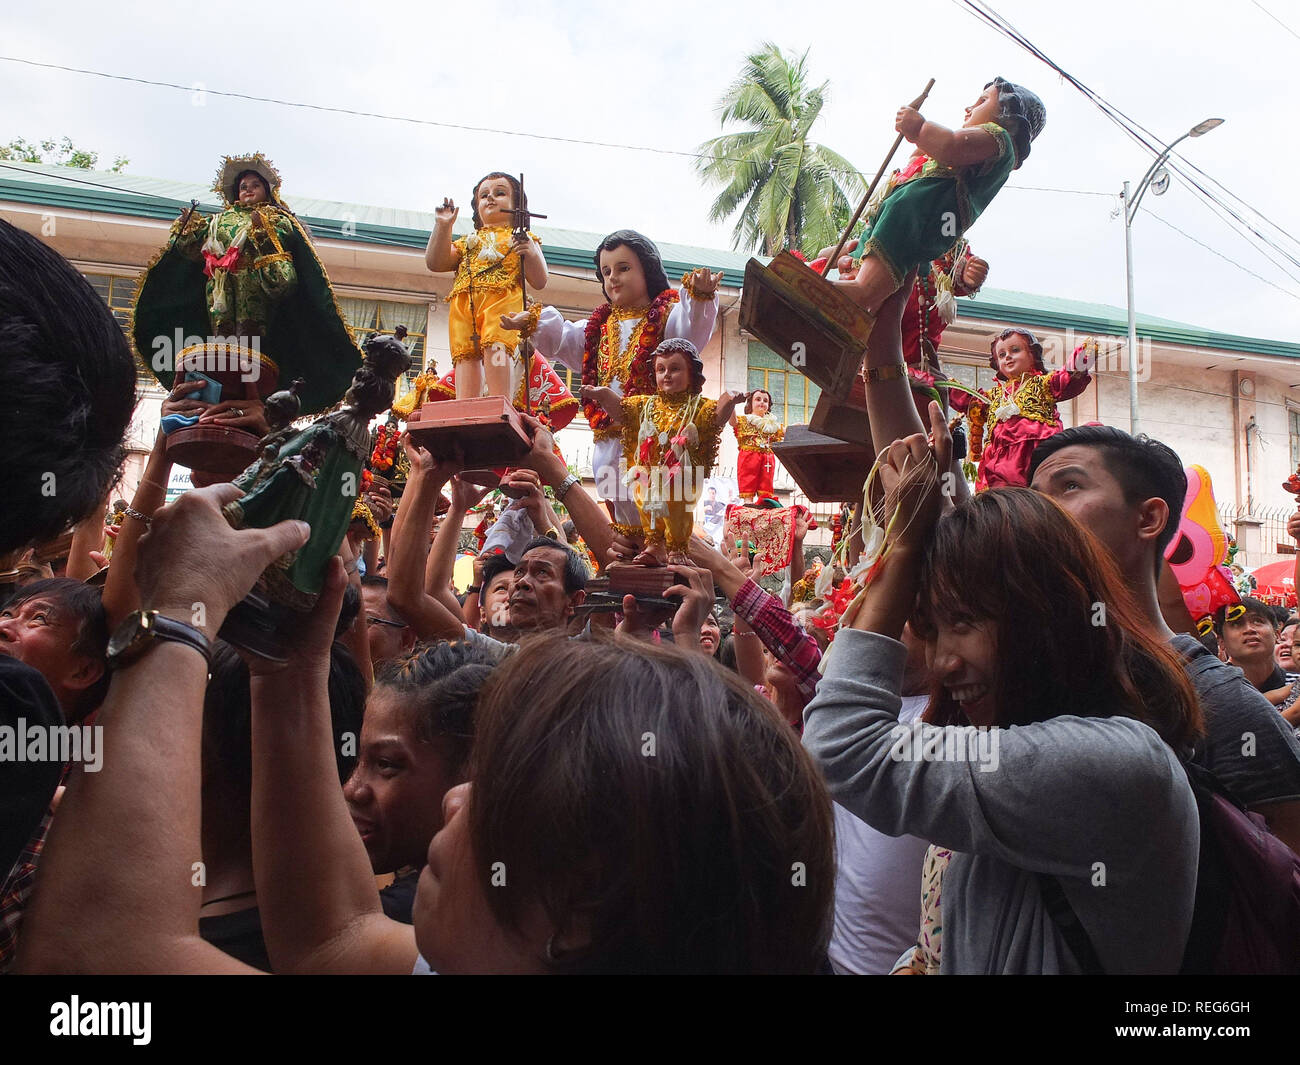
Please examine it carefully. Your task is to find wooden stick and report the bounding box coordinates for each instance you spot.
[821,79,935,278]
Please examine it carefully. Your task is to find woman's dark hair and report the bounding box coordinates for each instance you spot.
[593,230,671,303]
[0,220,136,554]
[988,327,1046,376]
[335,581,361,639]
[744,389,773,415]
[984,77,1046,167]
[468,632,835,973]
[374,640,499,778]
[203,640,366,805]
[914,488,1203,754]
[652,338,706,394]
[470,172,524,229]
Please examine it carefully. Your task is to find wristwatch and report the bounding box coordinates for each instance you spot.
[554,473,581,502]
[107,609,213,670]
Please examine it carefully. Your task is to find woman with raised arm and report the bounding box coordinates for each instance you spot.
[802,404,1203,974]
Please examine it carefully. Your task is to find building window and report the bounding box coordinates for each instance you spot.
[83,271,157,388]
[746,342,821,425]
[945,361,999,395]
[338,297,430,392]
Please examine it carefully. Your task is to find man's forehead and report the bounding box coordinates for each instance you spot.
[520,548,562,568]
[9,596,60,616]
[1033,445,1112,483]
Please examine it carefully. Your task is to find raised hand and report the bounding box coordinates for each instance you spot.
[960,255,989,289]
[688,267,723,299]
[896,105,924,141]
[434,198,458,224]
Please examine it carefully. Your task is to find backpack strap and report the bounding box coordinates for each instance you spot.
[1038,873,1105,974]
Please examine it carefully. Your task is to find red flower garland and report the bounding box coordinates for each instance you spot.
[581,288,679,432]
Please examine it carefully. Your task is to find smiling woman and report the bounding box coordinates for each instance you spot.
[803,417,1206,974]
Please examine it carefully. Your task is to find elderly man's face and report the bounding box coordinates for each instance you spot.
[508,547,582,631]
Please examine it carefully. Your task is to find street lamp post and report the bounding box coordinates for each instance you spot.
[1121,117,1223,436]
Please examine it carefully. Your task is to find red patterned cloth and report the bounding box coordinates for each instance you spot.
[423,352,579,430]
[724,503,798,578]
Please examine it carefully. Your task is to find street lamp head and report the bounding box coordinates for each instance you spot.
[1189,117,1224,137]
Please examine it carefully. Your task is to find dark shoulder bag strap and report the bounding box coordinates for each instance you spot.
[1038,873,1105,975]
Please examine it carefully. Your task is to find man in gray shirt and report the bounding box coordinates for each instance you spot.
[1029,426,1300,853]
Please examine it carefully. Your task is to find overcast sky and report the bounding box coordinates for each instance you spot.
[5,0,1298,341]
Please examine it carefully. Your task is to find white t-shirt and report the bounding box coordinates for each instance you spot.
[827,694,931,975]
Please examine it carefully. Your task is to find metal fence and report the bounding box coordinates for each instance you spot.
[1218,502,1297,569]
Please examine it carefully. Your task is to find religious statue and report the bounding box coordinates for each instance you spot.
[133,153,360,478]
[220,333,410,652]
[581,339,741,564]
[504,229,721,530]
[424,172,549,401]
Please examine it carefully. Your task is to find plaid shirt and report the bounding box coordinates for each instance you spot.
[0,807,52,973]
[731,578,822,702]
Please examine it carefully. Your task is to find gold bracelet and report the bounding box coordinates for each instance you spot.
[863,363,908,383]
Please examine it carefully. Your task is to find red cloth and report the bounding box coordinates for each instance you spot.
[737,449,776,498]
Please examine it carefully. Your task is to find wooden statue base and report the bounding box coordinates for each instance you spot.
[809,391,872,446]
[606,562,679,607]
[218,590,295,664]
[739,251,875,399]
[406,395,532,469]
[770,425,874,503]
[165,424,262,481]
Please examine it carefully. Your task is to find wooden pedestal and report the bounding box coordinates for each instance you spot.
[809,391,872,446]
[406,396,531,468]
[738,251,875,399]
[770,425,874,503]
[606,562,678,600]
[165,424,262,481]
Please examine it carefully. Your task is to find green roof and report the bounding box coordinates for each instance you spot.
[2,160,1296,359]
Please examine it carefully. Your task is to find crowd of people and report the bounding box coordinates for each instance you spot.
[3,214,1300,976]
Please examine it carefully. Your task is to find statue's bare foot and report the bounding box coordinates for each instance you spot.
[633,543,668,566]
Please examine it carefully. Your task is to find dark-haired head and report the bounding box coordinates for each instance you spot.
[988,327,1046,377]
[745,388,773,415]
[1028,424,1187,573]
[593,230,670,302]
[653,338,706,394]
[984,77,1046,167]
[0,221,136,554]
[424,632,833,973]
[470,172,524,229]
[914,488,1202,754]
[344,640,498,874]
[2,577,108,719]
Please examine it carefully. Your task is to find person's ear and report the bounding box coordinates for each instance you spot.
[566,589,587,617]
[1135,496,1169,546]
[65,655,105,692]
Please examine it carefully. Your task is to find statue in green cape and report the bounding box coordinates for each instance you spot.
[133,152,361,433]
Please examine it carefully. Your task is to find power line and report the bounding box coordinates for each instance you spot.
[1139,205,1300,301]
[1252,0,1300,41]
[952,1,1300,294]
[0,54,1122,201]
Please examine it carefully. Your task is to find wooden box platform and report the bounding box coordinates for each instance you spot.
[770,424,874,503]
[405,395,531,467]
[738,251,874,400]
[165,424,262,481]
[809,391,872,446]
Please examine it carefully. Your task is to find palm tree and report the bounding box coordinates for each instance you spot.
[697,44,864,257]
